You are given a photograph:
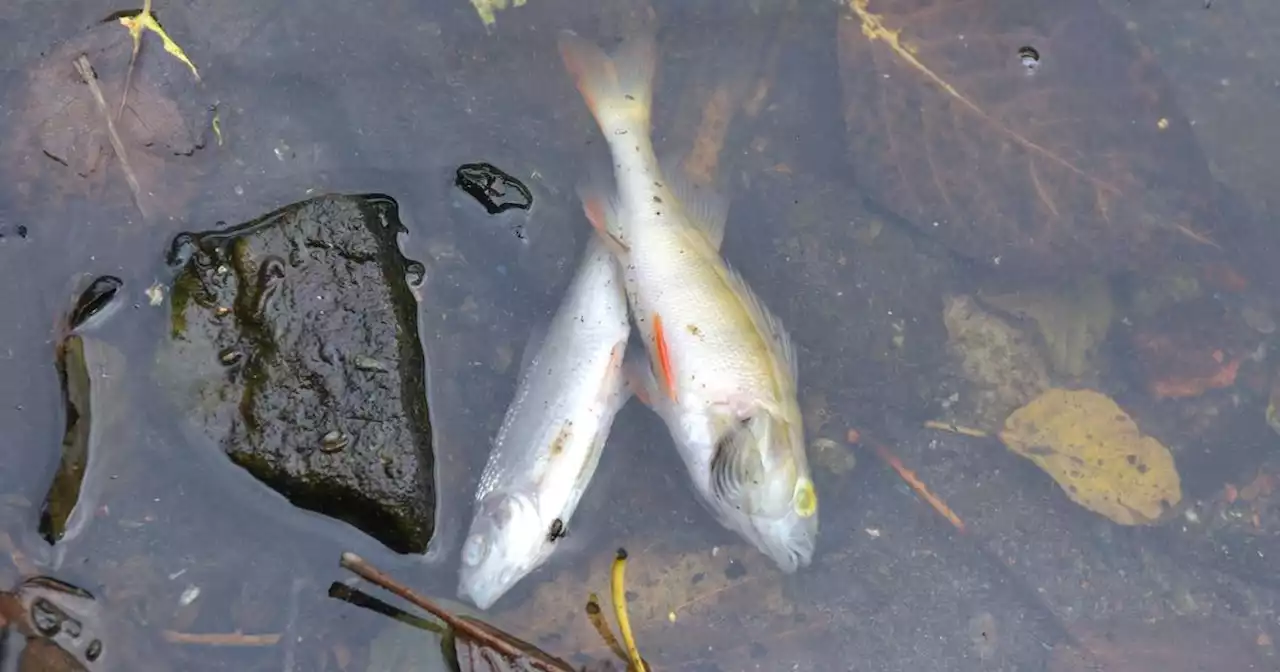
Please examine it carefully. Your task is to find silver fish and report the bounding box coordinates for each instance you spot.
[458,237,631,609]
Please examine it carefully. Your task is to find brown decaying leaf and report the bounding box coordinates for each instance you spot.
[838,0,1218,278]
[1129,299,1248,401]
[8,18,208,223]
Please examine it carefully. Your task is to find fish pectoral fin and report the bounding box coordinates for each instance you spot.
[658,152,730,250]
[622,349,657,408]
[651,313,678,402]
[710,415,768,508]
[577,182,631,258]
[598,341,630,404]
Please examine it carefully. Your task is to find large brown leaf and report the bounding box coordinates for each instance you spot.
[838,0,1219,278]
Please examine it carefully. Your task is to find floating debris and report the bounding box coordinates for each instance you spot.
[468,0,529,31]
[456,162,533,216]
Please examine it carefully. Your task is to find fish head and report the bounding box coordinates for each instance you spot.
[738,489,818,572]
[457,491,549,610]
[710,411,819,572]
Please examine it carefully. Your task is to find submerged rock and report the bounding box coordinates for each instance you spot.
[0,576,104,671]
[40,334,127,548]
[41,275,129,548]
[156,194,436,553]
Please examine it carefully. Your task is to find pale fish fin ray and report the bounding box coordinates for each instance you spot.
[657,152,730,249]
[713,258,800,387]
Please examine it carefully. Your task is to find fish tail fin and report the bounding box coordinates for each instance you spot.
[558,30,657,137]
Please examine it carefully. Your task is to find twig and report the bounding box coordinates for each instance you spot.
[867,438,967,533]
[338,552,570,670]
[327,582,440,633]
[162,630,281,646]
[923,420,989,438]
[117,0,151,121]
[73,54,147,220]
[585,595,627,662]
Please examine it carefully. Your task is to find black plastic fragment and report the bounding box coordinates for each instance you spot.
[455,163,533,215]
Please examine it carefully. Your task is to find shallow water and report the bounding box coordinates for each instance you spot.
[3,0,1280,669]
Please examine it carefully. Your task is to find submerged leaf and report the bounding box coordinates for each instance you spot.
[468,0,528,30]
[118,6,200,80]
[999,388,1182,525]
[979,275,1113,379]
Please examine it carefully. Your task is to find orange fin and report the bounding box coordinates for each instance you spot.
[578,187,629,257]
[652,314,677,402]
[557,30,656,137]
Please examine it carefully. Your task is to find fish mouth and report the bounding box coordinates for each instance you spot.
[457,565,518,611]
[736,509,818,573]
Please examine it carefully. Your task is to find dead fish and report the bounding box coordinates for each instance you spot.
[558,29,818,572]
[458,236,631,610]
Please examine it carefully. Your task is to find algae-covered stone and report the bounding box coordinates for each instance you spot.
[157,194,435,553]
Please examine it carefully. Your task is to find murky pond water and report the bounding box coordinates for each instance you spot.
[4,0,1280,669]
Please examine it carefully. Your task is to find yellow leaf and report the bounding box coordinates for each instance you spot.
[119,9,200,81]
[468,0,528,30]
[999,388,1181,525]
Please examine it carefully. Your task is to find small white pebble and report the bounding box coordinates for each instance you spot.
[179,585,201,606]
[146,282,165,306]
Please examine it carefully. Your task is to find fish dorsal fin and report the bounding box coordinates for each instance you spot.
[714,259,800,387]
[659,153,730,250]
[710,414,768,506]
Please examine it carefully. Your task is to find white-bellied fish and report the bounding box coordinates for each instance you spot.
[458,236,631,610]
[558,29,818,572]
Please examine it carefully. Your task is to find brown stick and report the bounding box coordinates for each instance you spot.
[73,54,147,220]
[339,552,568,669]
[161,630,280,646]
[866,437,967,533]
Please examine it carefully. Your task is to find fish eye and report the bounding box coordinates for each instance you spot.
[462,533,489,567]
[793,478,817,519]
